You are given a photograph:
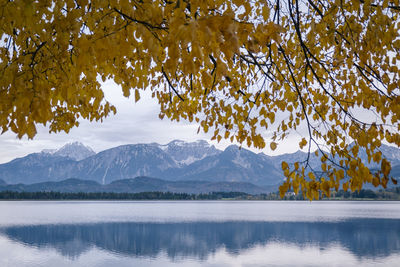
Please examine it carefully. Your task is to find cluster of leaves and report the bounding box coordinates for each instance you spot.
[1,0,400,199]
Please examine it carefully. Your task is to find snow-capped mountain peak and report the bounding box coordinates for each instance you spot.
[160,140,221,166]
[42,142,96,161]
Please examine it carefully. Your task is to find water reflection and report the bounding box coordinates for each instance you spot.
[1,219,399,261]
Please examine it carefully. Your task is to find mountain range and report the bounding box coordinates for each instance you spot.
[0,177,271,194]
[0,140,400,189]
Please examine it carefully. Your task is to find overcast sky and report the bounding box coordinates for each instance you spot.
[0,80,304,164]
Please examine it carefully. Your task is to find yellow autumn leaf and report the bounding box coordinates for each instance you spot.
[299,138,307,149]
[281,161,289,171]
[381,159,391,177]
[270,142,277,151]
[135,90,140,103]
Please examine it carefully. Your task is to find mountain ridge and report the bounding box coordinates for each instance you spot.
[1,140,400,187]
[0,177,272,194]
[42,141,96,161]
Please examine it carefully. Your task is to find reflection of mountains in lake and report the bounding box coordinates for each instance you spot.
[1,219,399,260]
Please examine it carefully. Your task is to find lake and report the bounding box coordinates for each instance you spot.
[0,201,399,266]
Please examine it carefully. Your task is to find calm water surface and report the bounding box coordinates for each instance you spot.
[0,201,399,266]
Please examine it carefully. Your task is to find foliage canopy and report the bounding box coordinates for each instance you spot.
[1,0,400,199]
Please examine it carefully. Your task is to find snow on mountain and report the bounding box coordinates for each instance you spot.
[42,142,96,161]
[262,150,321,170]
[265,143,400,171]
[379,145,400,166]
[0,152,77,184]
[2,140,400,186]
[344,142,400,168]
[161,140,221,166]
[163,145,283,186]
[74,144,178,184]
[41,148,57,154]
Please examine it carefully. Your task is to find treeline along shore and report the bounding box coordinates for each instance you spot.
[0,188,399,200]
